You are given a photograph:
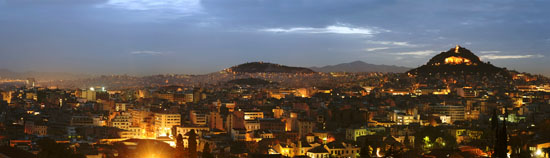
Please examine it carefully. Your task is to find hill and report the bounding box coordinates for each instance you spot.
[226,78,277,85]
[225,62,315,73]
[407,45,508,76]
[310,61,411,73]
[406,45,516,87]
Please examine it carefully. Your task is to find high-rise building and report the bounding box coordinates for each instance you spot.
[209,111,224,131]
[297,119,315,138]
[190,110,208,126]
[111,113,131,130]
[431,105,465,123]
[154,112,181,137]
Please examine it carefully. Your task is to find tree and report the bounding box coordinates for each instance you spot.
[187,129,198,158]
[414,126,457,152]
[246,141,260,153]
[37,138,85,158]
[494,110,508,158]
[202,142,214,158]
[384,145,402,158]
[171,126,178,138]
[404,132,411,149]
[175,134,184,158]
[176,134,184,149]
[490,109,500,157]
[491,109,499,130]
[518,147,531,158]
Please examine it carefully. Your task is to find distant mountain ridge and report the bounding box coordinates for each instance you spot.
[310,61,411,73]
[0,69,90,81]
[225,62,315,73]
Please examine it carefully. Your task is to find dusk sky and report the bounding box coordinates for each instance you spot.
[0,0,549,76]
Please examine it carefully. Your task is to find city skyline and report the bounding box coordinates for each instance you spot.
[3,1,550,158]
[1,0,549,76]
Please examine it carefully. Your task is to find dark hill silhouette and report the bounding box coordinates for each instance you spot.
[408,45,508,75]
[227,78,277,85]
[226,62,315,73]
[310,61,411,73]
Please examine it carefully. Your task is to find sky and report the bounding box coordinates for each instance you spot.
[0,0,549,76]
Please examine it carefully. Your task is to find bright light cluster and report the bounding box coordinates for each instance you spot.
[444,56,471,65]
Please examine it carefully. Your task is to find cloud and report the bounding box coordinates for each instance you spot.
[395,50,436,56]
[460,21,472,25]
[365,47,390,52]
[480,54,544,60]
[366,40,418,47]
[392,50,437,58]
[479,51,501,54]
[99,0,202,15]
[130,51,165,56]
[260,24,385,35]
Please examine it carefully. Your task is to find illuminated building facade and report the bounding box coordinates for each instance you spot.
[259,118,285,131]
[307,146,330,158]
[244,111,264,120]
[190,110,208,125]
[154,113,181,137]
[444,56,471,65]
[389,111,420,125]
[209,111,224,131]
[1,91,13,104]
[431,105,465,123]
[326,142,361,158]
[345,127,377,141]
[244,120,260,132]
[230,128,247,141]
[111,113,131,130]
[457,87,478,98]
[24,121,48,136]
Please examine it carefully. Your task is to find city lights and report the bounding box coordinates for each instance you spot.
[0,1,549,158]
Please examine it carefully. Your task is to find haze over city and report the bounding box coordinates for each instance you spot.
[1,0,549,76]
